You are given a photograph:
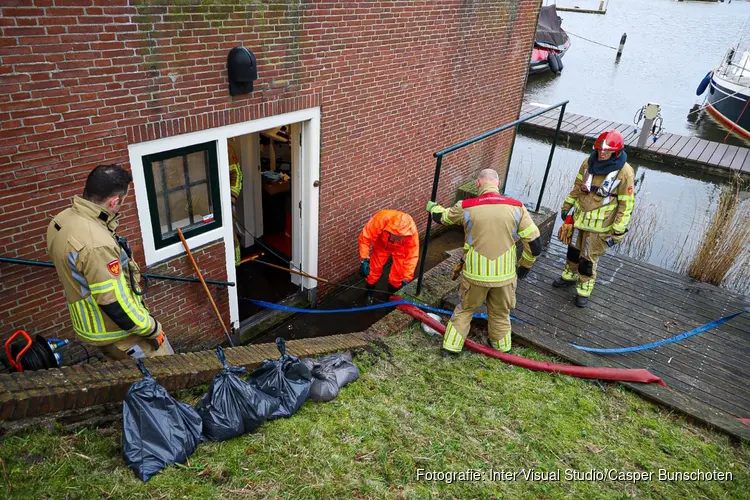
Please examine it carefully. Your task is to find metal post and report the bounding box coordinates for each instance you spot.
[616,33,627,62]
[415,154,443,296]
[636,103,660,148]
[502,123,519,194]
[536,103,566,212]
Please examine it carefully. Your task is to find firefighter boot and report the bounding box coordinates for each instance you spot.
[365,283,376,305]
[575,295,589,308]
[553,277,577,288]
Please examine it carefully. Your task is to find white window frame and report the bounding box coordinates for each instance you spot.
[127,106,321,330]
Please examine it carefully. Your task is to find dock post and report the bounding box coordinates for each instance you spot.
[616,33,627,62]
[599,0,605,11]
[636,103,660,148]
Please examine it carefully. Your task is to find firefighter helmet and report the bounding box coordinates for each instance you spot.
[594,130,624,154]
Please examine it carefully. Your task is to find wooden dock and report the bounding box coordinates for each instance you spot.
[442,241,750,442]
[518,103,750,177]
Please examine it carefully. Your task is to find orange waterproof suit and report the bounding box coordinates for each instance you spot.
[358,210,419,289]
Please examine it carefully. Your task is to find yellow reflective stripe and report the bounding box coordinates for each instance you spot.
[564,196,576,205]
[68,299,131,343]
[517,223,538,239]
[576,173,583,181]
[441,211,455,225]
[462,246,516,282]
[89,280,115,294]
[110,274,149,329]
[522,250,536,263]
[614,194,635,231]
[443,322,465,352]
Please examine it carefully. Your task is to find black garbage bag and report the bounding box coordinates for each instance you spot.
[306,360,340,403]
[122,359,203,482]
[249,338,312,419]
[196,346,281,442]
[320,352,360,389]
[305,352,360,402]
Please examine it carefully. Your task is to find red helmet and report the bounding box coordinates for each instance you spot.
[594,130,624,153]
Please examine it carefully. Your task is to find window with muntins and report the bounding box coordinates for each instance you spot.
[142,141,222,249]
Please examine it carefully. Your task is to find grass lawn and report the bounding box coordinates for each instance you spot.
[1,325,748,499]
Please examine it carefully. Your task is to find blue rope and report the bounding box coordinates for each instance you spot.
[570,307,749,354]
[241,298,522,322]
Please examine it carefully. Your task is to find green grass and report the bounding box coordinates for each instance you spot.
[1,327,748,499]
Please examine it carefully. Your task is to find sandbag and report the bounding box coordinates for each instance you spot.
[319,352,360,389]
[303,352,360,402]
[196,346,281,442]
[122,359,203,482]
[249,338,312,419]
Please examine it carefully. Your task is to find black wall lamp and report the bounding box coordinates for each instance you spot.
[227,46,258,96]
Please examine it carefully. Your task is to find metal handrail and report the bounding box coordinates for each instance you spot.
[415,100,569,295]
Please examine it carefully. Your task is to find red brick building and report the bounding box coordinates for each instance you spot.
[0,0,541,356]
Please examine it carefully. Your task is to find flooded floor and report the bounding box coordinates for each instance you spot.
[249,229,465,343]
[526,0,750,146]
[505,133,750,295]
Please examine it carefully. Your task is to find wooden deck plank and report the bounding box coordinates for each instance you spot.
[698,141,721,164]
[570,116,598,135]
[536,262,750,378]
[687,139,712,161]
[667,135,692,156]
[718,145,740,168]
[542,245,750,339]
[531,258,750,367]
[579,118,609,137]
[440,240,750,441]
[657,133,682,154]
[729,147,749,171]
[708,143,730,166]
[676,136,702,159]
[510,297,750,416]
[647,133,674,151]
[742,151,750,173]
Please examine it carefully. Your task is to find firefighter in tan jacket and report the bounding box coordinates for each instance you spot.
[47,165,172,360]
[554,130,635,307]
[427,169,542,355]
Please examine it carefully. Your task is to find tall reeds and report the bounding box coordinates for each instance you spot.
[683,174,750,290]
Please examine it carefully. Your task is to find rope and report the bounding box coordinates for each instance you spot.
[565,30,618,51]
[241,297,525,323]
[569,307,749,354]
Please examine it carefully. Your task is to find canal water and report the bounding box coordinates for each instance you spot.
[526,0,750,147]
[505,133,750,295]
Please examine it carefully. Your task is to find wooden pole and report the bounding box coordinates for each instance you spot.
[176,228,235,347]
[251,258,330,283]
[616,33,627,62]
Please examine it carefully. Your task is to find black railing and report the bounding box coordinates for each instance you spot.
[415,101,569,295]
[0,256,235,287]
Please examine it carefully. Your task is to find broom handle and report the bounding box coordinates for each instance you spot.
[176,228,234,347]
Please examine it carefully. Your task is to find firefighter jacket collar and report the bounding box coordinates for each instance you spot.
[587,150,628,175]
[71,195,122,232]
[477,184,501,196]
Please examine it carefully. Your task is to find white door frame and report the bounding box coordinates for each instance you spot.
[127,107,321,332]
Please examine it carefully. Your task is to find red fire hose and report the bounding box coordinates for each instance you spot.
[396,302,668,387]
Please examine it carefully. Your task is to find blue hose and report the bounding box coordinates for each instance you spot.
[241,298,523,322]
[570,307,749,354]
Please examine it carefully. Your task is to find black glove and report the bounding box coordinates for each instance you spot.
[359,258,370,278]
[517,266,530,280]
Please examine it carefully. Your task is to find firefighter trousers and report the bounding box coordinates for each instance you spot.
[560,229,609,297]
[443,277,515,353]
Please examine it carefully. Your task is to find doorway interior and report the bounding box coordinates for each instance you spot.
[229,124,300,323]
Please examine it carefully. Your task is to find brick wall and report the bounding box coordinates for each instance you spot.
[0,0,540,353]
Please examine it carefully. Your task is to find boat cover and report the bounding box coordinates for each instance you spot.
[536,5,568,49]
